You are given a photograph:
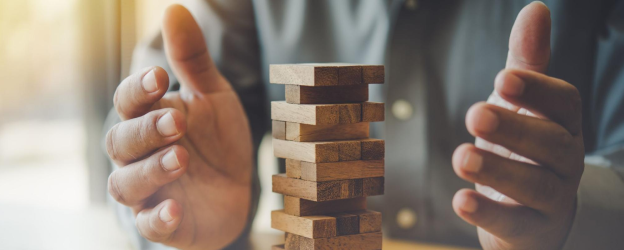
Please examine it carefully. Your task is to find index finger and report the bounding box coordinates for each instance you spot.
[114,66,169,120]
[495,69,582,135]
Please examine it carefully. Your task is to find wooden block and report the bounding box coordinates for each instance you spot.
[361,102,385,122]
[273,174,317,201]
[339,104,362,124]
[273,139,362,163]
[283,196,367,216]
[272,120,286,140]
[286,122,369,142]
[270,64,338,86]
[271,101,338,125]
[285,232,383,250]
[285,159,302,179]
[336,65,362,85]
[351,210,382,233]
[298,160,384,182]
[363,177,384,196]
[330,213,359,236]
[271,101,362,125]
[271,210,336,238]
[285,84,369,104]
[273,174,381,201]
[361,139,385,160]
[273,139,339,163]
[362,65,385,84]
[272,244,285,250]
[338,141,361,161]
[270,64,363,86]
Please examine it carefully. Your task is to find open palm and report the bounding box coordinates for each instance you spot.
[106,5,252,250]
[453,3,583,250]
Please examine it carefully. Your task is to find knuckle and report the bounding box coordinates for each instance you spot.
[146,212,169,241]
[141,157,161,186]
[107,172,126,204]
[556,131,575,160]
[137,217,160,241]
[138,116,154,141]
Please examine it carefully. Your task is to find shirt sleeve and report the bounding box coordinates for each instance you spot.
[562,2,624,248]
[561,158,624,250]
[109,0,267,249]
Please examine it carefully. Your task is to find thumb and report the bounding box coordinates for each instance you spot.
[506,1,551,72]
[162,4,230,94]
[478,2,551,158]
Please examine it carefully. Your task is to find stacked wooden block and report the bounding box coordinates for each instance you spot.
[270,64,386,250]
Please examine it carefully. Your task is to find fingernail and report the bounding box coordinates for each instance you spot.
[475,108,499,133]
[157,112,179,137]
[162,150,181,171]
[496,72,524,97]
[460,195,478,213]
[461,151,482,173]
[142,69,158,93]
[159,206,174,222]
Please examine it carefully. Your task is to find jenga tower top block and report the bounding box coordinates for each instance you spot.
[270,64,384,86]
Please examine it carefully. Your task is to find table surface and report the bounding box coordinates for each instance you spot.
[249,232,478,250]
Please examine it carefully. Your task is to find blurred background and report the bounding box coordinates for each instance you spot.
[0,0,281,249]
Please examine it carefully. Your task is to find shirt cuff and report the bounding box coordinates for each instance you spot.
[561,162,624,250]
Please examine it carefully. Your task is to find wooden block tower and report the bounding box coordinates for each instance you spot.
[270,63,385,250]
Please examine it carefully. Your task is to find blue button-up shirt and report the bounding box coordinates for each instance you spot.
[119,0,624,249]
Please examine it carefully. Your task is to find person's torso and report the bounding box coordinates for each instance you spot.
[251,0,608,246]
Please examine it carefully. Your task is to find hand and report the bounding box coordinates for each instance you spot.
[452,2,584,249]
[105,5,253,249]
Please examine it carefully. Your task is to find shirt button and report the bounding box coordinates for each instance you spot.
[396,208,418,229]
[405,0,419,10]
[392,99,413,121]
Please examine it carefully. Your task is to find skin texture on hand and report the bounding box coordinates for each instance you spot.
[105,5,252,250]
[452,2,584,250]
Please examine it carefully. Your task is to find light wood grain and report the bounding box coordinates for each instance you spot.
[285,231,383,250]
[271,210,336,239]
[273,139,339,163]
[271,101,363,125]
[285,122,369,142]
[271,101,339,125]
[283,196,367,216]
[362,102,385,122]
[272,120,286,140]
[291,160,384,182]
[285,159,302,179]
[271,64,385,86]
[270,64,339,86]
[273,210,373,238]
[285,84,369,104]
[273,139,362,163]
[273,174,318,201]
[273,174,385,201]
